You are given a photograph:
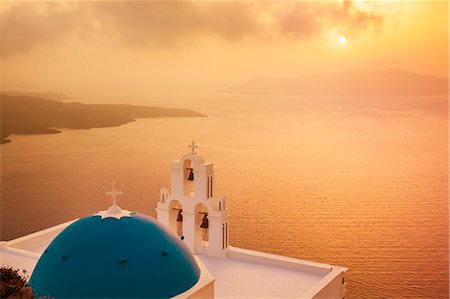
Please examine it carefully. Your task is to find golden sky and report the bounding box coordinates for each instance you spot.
[0,1,448,102]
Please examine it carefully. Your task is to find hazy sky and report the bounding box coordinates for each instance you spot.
[0,1,448,102]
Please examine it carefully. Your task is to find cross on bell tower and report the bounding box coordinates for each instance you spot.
[188,141,198,154]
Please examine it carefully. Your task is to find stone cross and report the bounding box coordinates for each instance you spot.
[188,141,198,154]
[106,181,123,206]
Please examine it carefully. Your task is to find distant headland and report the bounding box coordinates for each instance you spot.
[0,93,206,144]
[224,69,448,96]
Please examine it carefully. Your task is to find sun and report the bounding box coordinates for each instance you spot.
[339,36,347,44]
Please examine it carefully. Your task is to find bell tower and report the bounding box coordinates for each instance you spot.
[157,142,229,257]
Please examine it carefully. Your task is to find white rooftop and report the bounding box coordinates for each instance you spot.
[198,253,324,297]
[1,217,346,298]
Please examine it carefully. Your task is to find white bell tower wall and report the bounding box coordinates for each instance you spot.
[156,143,229,258]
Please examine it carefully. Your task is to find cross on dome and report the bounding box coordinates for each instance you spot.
[188,141,198,154]
[98,181,132,219]
[106,181,123,207]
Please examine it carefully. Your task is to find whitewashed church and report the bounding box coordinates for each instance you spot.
[0,143,347,298]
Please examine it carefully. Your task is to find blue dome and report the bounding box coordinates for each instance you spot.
[30,213,200,298]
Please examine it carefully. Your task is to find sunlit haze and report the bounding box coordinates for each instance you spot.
[0,1,448,103]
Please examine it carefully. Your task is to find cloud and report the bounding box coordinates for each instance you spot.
[92,2,264,45]
[93,1,384,44]
[0,1,385,57]
[0,2,86,57]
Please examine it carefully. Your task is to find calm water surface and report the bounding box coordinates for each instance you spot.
[1,94,448,298]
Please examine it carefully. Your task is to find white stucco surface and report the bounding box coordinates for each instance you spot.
[198,254,325,298]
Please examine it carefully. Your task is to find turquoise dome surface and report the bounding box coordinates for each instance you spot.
[30,213,200,298]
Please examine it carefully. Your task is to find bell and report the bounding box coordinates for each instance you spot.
[176,209,183,222]
[187,168,194,181]
[200,213,209,229]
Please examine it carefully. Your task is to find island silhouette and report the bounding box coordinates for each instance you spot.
[0,94,205,144]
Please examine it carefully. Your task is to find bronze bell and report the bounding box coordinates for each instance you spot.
[187,168,194,181]
[176,209,183,222]
[200,213,209,229]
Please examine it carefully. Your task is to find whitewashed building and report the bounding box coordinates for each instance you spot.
[0,143,347,298]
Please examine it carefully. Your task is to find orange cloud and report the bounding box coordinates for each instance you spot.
[0,1,385,57]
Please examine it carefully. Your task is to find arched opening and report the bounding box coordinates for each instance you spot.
[183,159,194,196]
[194,203,209,252]
[169,200,183,237]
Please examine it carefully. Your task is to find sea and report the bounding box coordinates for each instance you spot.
[1,94,448,298]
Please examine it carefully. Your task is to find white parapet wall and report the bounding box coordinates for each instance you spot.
[227,246,347,299]
[228,246,334,275]
[6,219,78,253]
[0,242,41,275]
[0,220,78,276]
[303,268,346,299]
